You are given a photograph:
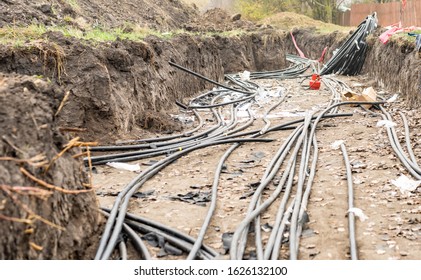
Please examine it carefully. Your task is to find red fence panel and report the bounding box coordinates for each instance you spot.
[345,0,420,27]
[336,10,351,26]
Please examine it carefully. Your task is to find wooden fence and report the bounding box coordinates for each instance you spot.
[337,0,420,27]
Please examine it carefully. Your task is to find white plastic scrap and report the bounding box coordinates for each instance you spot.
[106,162,141,172]
[348,207,368,222]
[255,88,270,104]
[331,140,345,150]
[376,120,397,128]
[391,174,421,194]
[239,70,251,81]
[387,94,399,103]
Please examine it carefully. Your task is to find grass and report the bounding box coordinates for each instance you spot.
[204,29,247,38]
[66,0,81,12]
[0,24,167,45]
[0,23,251,47]
[390,29,421,46]
[259,12,352,34]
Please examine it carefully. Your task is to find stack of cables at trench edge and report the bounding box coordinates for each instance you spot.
[321,12,378,76]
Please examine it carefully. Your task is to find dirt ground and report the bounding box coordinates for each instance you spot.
[0,0,198,30]
[93,73,421,260]
[0,0,420,260]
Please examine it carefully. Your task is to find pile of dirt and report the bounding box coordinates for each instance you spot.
[0,0,198,31]
[184,8,259,32]
[0,73,102,259]
[259,12,352,33]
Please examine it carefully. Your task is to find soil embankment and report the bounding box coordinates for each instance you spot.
[0,1,420,259]
[364,36,421,107]
[0,74,101,259]
[0,30,287,141]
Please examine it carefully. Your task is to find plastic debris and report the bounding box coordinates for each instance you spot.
[416,34,421,52]
[142,232,165,247]
[376,120,397,128]
[331,140,345,150]
[387,94,399,103]
[309,74,321,90]
[222,232,234,254]
[142,232,182,257]
[133,190,155,199]
[379,27,401,44]
[170,191,211,206]
[255,88,271,104]
[106,162,141,172]
[239,70,250,81]
[261,223,273,232]
[391,174,421,194]
[350,160,367,170]
[170,113,195,124]
[348,207,369,222]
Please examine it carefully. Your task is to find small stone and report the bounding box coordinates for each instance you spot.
[308,251,319,258]
[400,251,409,256]
[376,249,386,255]
[380,235,390,241]
[39,4,52,14]
[231,13,242,21]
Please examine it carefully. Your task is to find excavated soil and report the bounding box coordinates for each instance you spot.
[0,0,198,31]
[185,8,258,32]
[364,35,421,107]
[0,0,420,260]
[0,73,102,259]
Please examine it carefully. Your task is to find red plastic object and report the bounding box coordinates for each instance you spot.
[309,74,321,90]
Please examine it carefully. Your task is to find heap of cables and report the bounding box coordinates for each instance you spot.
[321,13,378,76]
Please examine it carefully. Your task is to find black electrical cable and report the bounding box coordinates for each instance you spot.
[340,143,358,260]
[101,211,152,260]
[95,137,274,260]
[169,61,255,95]
[399,111,420,168]
[101,208,219,258]
[321,13,377,76]
[118,240,127,260]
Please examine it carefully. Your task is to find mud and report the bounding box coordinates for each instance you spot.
[0,73,102,259]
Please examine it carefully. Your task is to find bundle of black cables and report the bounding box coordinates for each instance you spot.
[321,12,378,76]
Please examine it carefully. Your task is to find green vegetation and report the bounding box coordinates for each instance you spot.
[0,24,167,45]
[259,12,352,34]
[66,0,81,12]
[393,29,421,43]
[235,0,340,23]
[235,0,301,21]
[0,23,250,47]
